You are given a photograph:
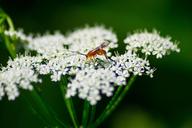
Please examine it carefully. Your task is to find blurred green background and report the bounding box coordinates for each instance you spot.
[0,0,192,128]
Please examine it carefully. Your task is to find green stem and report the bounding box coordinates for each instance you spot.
[82,100,90,128]
[65,99,79,128]
[4,36,16,58]
[93,76,136,128]
[6,15,15,31]
[88,105,96,127]
[106,85,124,111]
[89,85,123,128]
[90,85,123,128]
[60,77,79,128]
[0,12,16,58]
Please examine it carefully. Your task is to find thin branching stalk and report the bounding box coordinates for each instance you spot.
[0,11,16,58]
[106,85,124,110]
[0,9,15,31]
[3,36,16,58]
[5,15,15,31]
[82,100,90,128]
[92,76,136,127]
[65,99,79,128]
[90,86,123,128]
[60,77,79,128]
[88,105,96,127]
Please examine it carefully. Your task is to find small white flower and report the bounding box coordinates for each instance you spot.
[146,68,155,78]
[124,30,180,58]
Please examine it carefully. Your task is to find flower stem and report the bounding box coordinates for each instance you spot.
[65,99,79,128]
[0,9,15,31]
[90,86,123,128]
[60,77,79,128]
[5,15,15,31]
[82,100,90,128]
[93,76,136,127]
[88,105,96,127]
[4,36,16,58]
[106,85,124,111]
[0,10,16,58]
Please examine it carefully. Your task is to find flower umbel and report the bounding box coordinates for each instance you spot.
[0,55,42,100]
[66,68,119,105]
[37,50,86,81]
[27,32,68,56]
[110,51,154,78]
[124,30,180,58]
[66,26,118,55]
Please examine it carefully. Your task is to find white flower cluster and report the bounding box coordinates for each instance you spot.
[124,30,180,58]
[66,26,118,55]
[1,26,180,105]
[27,33,68,56]
[66,68,123,105]
[110,51,154,78]
[0,56,42,100]
[36,50,86,81]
